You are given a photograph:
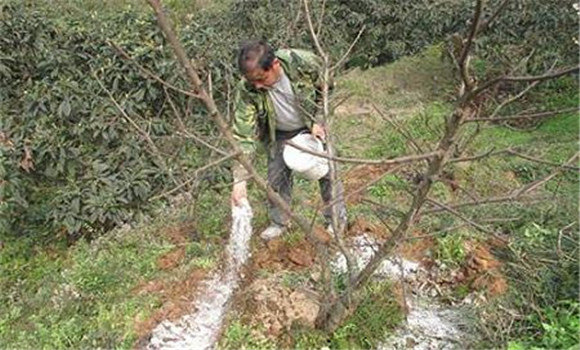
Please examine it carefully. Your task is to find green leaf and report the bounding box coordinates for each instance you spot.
[59,98,71,117]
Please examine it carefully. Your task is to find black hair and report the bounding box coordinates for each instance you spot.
[237,39,276,75]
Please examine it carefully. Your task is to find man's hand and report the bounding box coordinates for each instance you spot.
[311,123,326,141]
[231,181,248,206]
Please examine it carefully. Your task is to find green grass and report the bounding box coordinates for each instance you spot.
[219,319,277,350]
[0,200,223,349]
[291,281,403,349]
[0,233,162,348]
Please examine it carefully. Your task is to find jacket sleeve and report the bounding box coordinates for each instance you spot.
[231,81,257,182]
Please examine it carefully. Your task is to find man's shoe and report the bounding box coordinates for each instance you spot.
[326,220,348,236]
[260,224,285,241]
[326,224,335,235]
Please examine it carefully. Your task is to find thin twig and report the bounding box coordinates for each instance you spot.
[331,25,366,72]
[466,107,578,123]
[425,198,502,238]
[285,140,441,165]
[315,0,327,38]
[371,103,425,154]
[303,0,326,58]
[449,147,580,171]
[164,87,230,157]
[422,193,544,215]
[488,81,540,119]
[515,152,579,195]
[467,65,580,100]
[477,0,510,34]
[109,41,200,98]
[94,71,181,187]
[321,164,405,211]
[458,0,483,92]
[506,149,580,171]
[150,151,239,201]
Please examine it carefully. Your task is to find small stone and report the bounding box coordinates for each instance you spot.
[288,248,314,267]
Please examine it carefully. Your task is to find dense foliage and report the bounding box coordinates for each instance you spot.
[0,2,230,238]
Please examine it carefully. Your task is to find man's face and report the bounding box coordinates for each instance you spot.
[244,59,281,90]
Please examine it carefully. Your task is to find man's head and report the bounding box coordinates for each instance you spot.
[238,39,281,89]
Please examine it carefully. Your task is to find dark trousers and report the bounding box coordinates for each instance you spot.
[268,128,347,227]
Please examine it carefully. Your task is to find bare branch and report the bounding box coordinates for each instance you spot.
[371,103,425,154]
[448,148,502,163]
[477,0,510,34]
[506,149,580,171]
[488,81,540,119]
[94,71,180,187]
[422,193,545,215]
[458,0,483,92]
[425,197,501,237]
[109,41,200,99]
[303,0,326,58]
[163,87,188,132]
[363,197,408,218]
[283,2,303,45]
[515,152,579,195]
[449,147,580,171]
[322,165,405,211]
[147,0,322,246]
[465,107,578,123]
[164,88,230,157]
[150,151,239,201]
[468,65,580,99]
[315,0,327,38]
[503,66,580,82]
[286,140,441,165]
[330,25,366,72]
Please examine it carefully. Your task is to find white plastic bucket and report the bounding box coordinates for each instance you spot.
[283,133,329,180]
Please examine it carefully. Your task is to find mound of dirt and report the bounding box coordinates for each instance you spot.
[463,242,508,297]
[253,237,317,270]
[243,275,320,336]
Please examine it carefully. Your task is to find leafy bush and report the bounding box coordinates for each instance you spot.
[0,2,231,238]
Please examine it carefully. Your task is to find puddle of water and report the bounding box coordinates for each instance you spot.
[148,200,253,350]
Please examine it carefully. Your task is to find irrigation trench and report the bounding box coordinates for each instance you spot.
[147,202,475,350]
[148,200,253,350]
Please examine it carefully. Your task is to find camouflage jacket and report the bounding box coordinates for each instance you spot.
[232,48,326,181]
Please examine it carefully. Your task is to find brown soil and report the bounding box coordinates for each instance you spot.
[346,217,390,239]
[160,220,196,245]
[132,267,207,347]
[253,236,317,271]
[463,241,508,297]
[397,231,436,265]
[157,247,186,270]
[238,274,320,337]
[131,220,206,347]
[343,163,395,204]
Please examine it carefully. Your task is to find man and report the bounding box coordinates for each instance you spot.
[231,39,346,240]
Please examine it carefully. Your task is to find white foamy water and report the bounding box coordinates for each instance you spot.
[331,234,421,279]
[332,234,476,350]
[148,200,253,350]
